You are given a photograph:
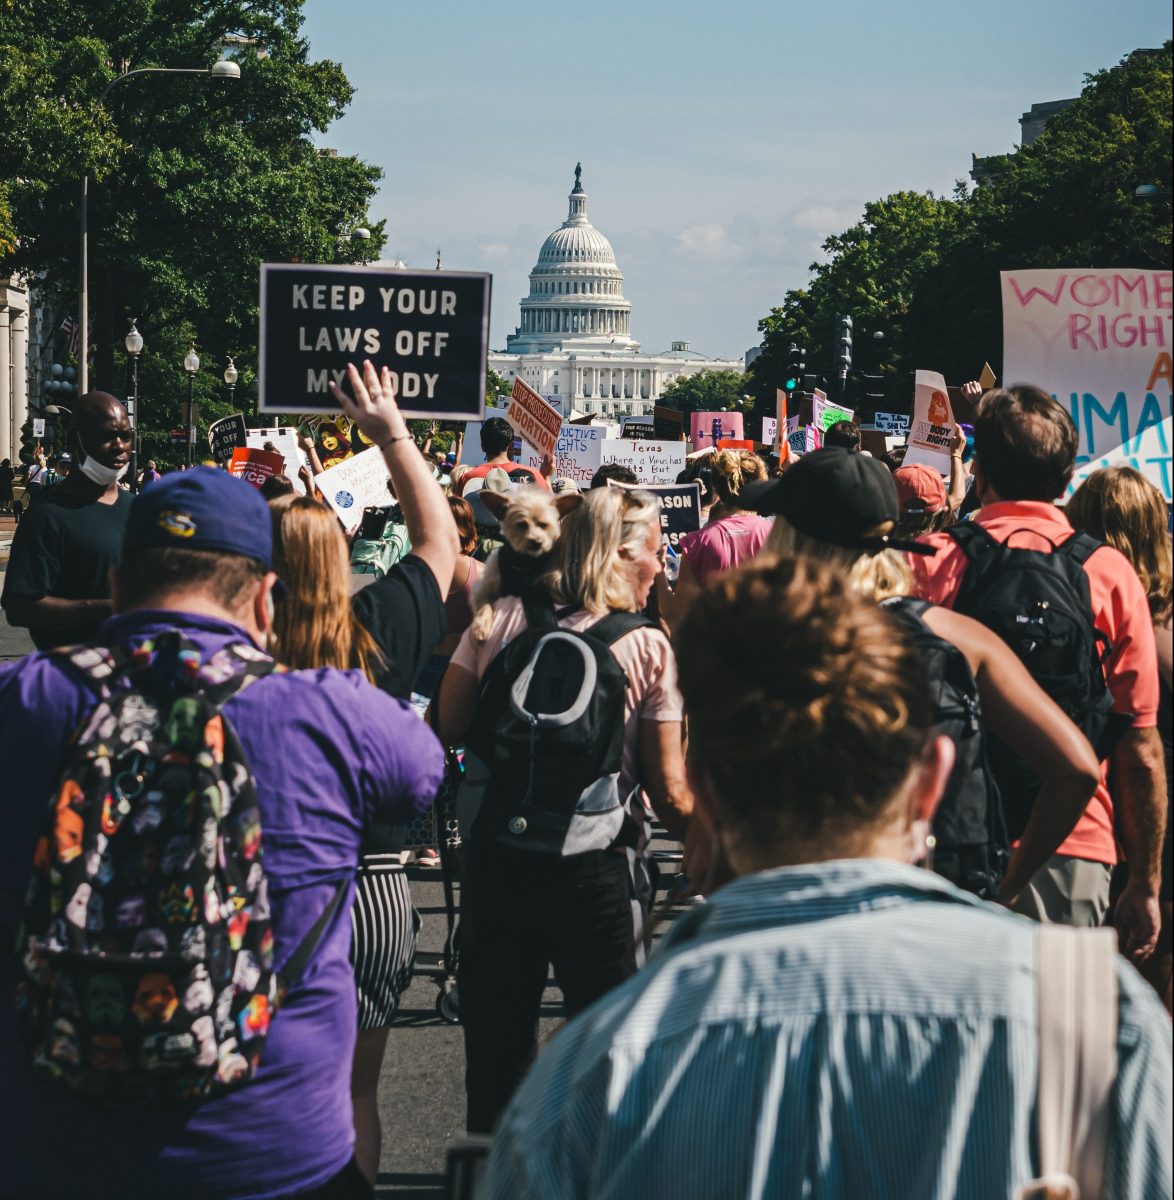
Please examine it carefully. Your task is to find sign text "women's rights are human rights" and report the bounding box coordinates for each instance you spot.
[258,263,491,420]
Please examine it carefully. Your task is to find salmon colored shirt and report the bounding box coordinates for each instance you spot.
[910,501,1160,865]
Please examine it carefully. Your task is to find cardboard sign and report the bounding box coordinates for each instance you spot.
[246,427,309,495]
[608,480,702,549]
[621,416,656,439]
[873,411,911,434]
[688,411,744,447]
[506,376,561,458]
[229,447,285,489]
[653,405,685,441]
[33,418,46,439]
[313,444,394,524]
[600,438,687,485]
[208,413,248,464]
[717,439,755,451]
[258,263,491,418]
[978,361,997,390]
[903,369,955,474]
[1001,268,1173,501]
[813,395,855,433]
[761,416,778,447]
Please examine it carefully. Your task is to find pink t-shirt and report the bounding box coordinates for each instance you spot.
[450,596,683,803]
[678,512,773,585]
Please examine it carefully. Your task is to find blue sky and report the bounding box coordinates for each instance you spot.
[301,0,1171,361]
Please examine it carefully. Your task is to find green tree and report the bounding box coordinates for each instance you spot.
[658,369,749,418]
[0,1,384,457]
[486,367,511,407]
[749,191,962,415]
[908,44,1173,382]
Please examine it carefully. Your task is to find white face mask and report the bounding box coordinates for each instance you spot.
[76,435,128,487]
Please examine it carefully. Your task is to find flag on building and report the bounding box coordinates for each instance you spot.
[60,315,80,356]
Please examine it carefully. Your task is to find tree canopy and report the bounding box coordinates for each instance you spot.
[657,368,749,417]
[0,0,385,463]
[750,43,1173,413]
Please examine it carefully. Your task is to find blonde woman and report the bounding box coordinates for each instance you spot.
[744,447,1100,908]
[436,485,694,1134]
[1069,465,1173,1008]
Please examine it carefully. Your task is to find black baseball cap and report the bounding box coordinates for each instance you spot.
[742,447,934,555]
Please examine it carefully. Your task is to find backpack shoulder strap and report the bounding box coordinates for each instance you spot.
[522,589,558,632]
[1055,530,1104,569]
[275,878,350,999]
[588,610,656,648]
[883,595,932,622]
[1024,925,1118,1200]
[947,520,999,563]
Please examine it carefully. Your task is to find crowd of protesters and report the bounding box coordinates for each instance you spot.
[0,361,1170,1200]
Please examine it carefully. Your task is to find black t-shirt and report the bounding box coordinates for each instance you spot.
[1,487,133,650]
[351,553,447,700]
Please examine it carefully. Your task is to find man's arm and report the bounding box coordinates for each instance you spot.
[2,594,112,632]
[330,360,459,596]
[1111,725,1167,961]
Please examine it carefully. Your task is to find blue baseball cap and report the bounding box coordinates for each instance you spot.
[124,466,273,568]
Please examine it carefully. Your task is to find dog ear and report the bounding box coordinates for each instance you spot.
[554,493,583,518]
[479,490,511,519]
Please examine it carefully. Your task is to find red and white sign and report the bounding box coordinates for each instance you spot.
[229,447,285,490]
[507,377,562,458]
[903,369,955,474]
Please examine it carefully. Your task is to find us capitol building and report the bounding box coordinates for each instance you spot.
[488,166,743,419]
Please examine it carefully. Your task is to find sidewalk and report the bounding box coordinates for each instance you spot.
[0,512,16,565]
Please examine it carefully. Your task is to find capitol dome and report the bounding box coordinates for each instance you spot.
[505,165,639,354]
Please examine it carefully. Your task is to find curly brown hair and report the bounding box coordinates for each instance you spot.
[674,555,935,856]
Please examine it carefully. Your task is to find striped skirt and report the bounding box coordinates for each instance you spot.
[349,854,420,1031]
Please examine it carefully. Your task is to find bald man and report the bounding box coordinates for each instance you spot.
[2,391,133,648]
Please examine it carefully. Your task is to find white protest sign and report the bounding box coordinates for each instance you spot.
[873,411,911,434]
[247,427,309,494]
[902,370,955,474]
[812,395,855,433]
[33,418,46,439]
[1001,268,1173,501]
[313,444,393,524]
[761,416,778,446]
[518,423,606,483]
[600,439,687,485]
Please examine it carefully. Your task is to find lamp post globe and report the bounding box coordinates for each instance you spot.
[183,341,200,467]
[124,318,144,491]
[224,355,238,412]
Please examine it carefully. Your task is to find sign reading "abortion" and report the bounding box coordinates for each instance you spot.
[258,263,491,419]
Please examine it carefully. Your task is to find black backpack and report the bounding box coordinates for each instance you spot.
[883,597,1009,898]
[947,522,1117,841]
[460,593,653,856]
[15,634,345,1104]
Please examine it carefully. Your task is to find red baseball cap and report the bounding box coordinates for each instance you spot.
[893,463,947,513]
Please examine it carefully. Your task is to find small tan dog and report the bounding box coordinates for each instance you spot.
[470,486,582,641]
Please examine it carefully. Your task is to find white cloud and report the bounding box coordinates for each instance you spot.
[676,222,744,259]
[478,241,512,260]
[792,205,853,234]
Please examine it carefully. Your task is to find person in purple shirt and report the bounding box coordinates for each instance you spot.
[0,466,445,1200]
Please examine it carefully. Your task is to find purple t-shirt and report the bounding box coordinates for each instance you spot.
[678,512,773,586]
[0,611,445,1200]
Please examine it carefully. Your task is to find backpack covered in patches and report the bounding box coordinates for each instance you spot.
[14,633,340,1104]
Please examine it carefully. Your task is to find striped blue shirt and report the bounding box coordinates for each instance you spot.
[480,860,1172,1200]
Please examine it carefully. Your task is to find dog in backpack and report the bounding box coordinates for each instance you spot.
[470,486,582,642]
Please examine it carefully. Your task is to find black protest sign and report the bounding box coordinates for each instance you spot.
[207,413,248,463]
[609,480,702,550]
[652,404,684,440]
[258,264,491,419]
[621,416,656,440]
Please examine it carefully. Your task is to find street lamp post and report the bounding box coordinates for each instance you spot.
[78,60,240,396]
[223,355,238,413]
[184,341,200,468]
[124,318,143,491]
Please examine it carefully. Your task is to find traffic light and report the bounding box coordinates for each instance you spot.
[836,315,853,393]
[784,345,805,393]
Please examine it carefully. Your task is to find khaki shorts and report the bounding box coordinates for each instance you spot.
[1012,853,1113,927]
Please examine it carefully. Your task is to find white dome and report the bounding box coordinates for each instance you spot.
[505,165,639,354]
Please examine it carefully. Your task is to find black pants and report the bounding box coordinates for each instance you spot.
[459,846,640,1134]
